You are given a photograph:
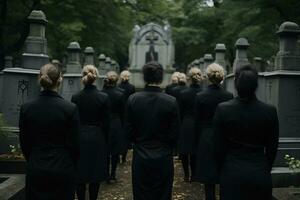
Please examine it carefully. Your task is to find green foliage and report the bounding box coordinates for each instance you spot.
[1,0,300,70]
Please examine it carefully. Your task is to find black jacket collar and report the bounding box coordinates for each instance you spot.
[207,84,220,90]
[40,90,61,98]
[144,85,162,92]
[84,84,97,90]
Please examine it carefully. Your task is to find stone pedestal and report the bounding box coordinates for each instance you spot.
[214,44,226,69]
[1,10,49,127]
[232,38,250,73]
[60,42,82,101]
[84,47,95,66]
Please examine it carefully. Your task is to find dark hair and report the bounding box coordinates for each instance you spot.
[234,64,258,98]
[143,61,163,84]
[39,63,61,90]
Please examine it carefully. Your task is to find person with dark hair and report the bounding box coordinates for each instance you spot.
[71,65,110,200]
[178,67,203,182]
[19,63,79,200]
[125,61,180,200]
[194,63,233,200]
[118,70,135,164]
[102,71,126,183]
[214,64,279,200]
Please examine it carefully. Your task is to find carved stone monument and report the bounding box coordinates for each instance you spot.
[84,47,95,66]
[128,23,175,88]
[1,10,49,127]
[60,41,82,101]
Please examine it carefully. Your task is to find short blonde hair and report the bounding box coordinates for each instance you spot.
[188,67,202,84]
[206,63,225,84]
[82,65,98,85]
[178,73,187,84]
[171,72,180,84]
[120,70,131,82]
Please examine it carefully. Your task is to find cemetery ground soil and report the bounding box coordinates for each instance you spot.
[84,151,218,200]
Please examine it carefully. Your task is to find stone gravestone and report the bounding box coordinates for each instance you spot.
[199,57,204,72]
[128,23,175,88]
[214,44,226,71]
[232,38,250,73]
[84,47,95,66]
[98,54,106,75]
[203,54,214,72]
[1,10,49,127]
[264,22,300,167]
[105,57,111,72]
[60,42,82,101]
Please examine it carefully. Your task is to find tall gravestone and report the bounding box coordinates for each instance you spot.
[203,54,213,72]
[199,57,204,72]
[128,23,175,88]
[232,38,250,73]
[105,57,111,72]
[214,44,226,70]
[60,42,82,101]
[264,22,300,167]
[84,47,95,66]
[98,54,106,75]
[1,10,49,127]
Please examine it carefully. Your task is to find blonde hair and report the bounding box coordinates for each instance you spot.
[39,63,61,90]
[104,71,119,86]
[120,70,131,82]
[82,65,98,85]
[206,63,225,84]
[178,73,187,84]
[188,67,202,84]
[171,72,180,84]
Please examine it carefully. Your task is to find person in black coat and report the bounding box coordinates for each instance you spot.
[71,65,110,200]
[102,71,126,182]
[178,67,203,182]
[194,63,233,200]
[125,61,180,200]
[19,63,79,200]
[214,65,279,200]
[172,72,188,103]
[118,70,136,163]
[165,71,180,97]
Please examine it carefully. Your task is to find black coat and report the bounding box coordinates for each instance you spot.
[125,85,180,200]
[71,85,110,183]
[214,96,279,200]
[19,90,79,200]
[118,81,136,101]
[165,83,177,97]
[194,84,233,184]
[178,84,202,154]
[102,85,127,155]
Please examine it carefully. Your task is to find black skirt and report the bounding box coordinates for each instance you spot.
[25,148,75,200]
[195,125,219,184]
[108,116,127,155]
[76,125,108,183]
[220,149,272,200]
[178,115,196,154]
[132,146,174,200]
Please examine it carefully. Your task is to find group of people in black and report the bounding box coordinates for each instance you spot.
[19,60,279,200]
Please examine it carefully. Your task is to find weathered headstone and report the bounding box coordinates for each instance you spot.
[1,10,49,127]
[264,22,300,167]
[105,57,111,71]
[232,38,250,72]
[199,57,204,72]
[203,54,214,72]
[22,10,49,70]
[98,54,106,74]
[214,43,226,69]
[84,47,95,66]
[60,41,82,101]
[128,23,175,88]
[253,57,265,72]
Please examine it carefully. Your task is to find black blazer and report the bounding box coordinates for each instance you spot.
[118,81,136,100]
[165,83,177,97]
[71,85,110,135]
[125,86,180,152]
[19,90,79,163]
[195,84,233,125]
[179,84,202,120]
[214,96,279,169]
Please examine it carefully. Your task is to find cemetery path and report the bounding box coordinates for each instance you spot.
[96,151,216,200]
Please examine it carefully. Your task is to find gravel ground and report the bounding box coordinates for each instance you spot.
[96,151,219,200]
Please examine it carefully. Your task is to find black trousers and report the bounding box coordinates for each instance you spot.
[180,153,196,179]
[107,155,119,178]
[76,183,100,200]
